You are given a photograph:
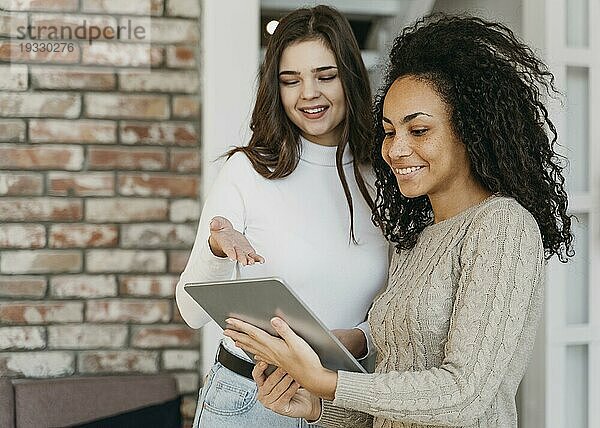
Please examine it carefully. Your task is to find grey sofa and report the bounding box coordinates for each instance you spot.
[0,374,180,427]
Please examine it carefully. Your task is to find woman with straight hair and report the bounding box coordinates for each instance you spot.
[225,14,574,428]
[175,5,389,427]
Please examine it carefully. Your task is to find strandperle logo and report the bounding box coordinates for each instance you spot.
[15,19,147,45]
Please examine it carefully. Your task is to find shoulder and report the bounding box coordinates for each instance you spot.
[474,196,538,227]
[467,196,542,247]
[207,151,261,197]
[219,151,260,180]
[223,150,255,171]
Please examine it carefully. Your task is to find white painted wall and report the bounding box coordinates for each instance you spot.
[200,0,260,375]
[432,0,523,36]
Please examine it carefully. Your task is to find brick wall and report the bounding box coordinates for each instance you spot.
[0,0,202,424]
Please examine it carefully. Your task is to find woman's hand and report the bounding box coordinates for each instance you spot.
[332,328,367,359]
[224,317,338,400]
[252,362,321,421]
[208,216,265,265]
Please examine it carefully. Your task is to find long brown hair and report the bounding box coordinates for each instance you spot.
[228,5,374,242]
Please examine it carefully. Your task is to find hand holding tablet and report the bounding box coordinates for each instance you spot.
[184,277,367,374]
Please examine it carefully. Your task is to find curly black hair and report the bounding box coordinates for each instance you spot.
[371,14,574,262]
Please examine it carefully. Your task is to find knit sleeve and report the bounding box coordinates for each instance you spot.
[175,153,253,329]
[324,202,545,426]
[317,399,373,428]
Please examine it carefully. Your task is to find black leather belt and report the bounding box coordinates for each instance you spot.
[217,343,255,381]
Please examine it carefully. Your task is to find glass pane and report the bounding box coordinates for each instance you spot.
[566,345,588,428]
[566,66,589,193]
[566,214,589,324]
[566,0,589,47]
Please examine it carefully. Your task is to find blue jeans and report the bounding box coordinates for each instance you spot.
[193,361,319,427]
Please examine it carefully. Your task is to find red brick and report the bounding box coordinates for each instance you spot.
[30,119,117,143]
[82,0,164,15]
[126,17,199,43]
[166,45,196,68]
[85,93,169,120]
[0,144,84,170]
[0,198,82,221]
[4,0,79,11]
[162,350,199,370]
[0,326,46,350]
[78,350,158,373]
[49,224,117,248]
[121,223,195,248]
[0,64,28,91]
[166,0,200,18]
[30,14,118,42]
[0,173,44,195]
[0,92,81,118]
[0,250,82,274]
[0,12,27,37]
[50,274,117,297]
[170,199,200,223]
[86,299,171,322]
[172,96,199,119]
[119,275,177,297]
[120,121,197,146]
[48,324,126,348]
[82,42,163,67]
[88,147,167,171]
[0,275,47,298]
[118,173,199,197]
[0,224,46,248]
[48,172,114,196]
[48,172,114,197]
[31,67,116,90]
[85,198,168,222]
[0,119,26,142]
[119,70,198,93]
[0,301,83,324]
[0,351,74,377]
[132,326,199,348]
[86,249,166,273]
[168,250,189,273]
[170,148,200,172]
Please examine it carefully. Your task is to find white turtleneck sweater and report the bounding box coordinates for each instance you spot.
[176,137,389,359]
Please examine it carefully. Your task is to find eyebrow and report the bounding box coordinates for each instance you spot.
[382,112,432,124]
[278,65,337,76]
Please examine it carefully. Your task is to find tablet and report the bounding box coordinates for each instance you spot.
[184,277,367,374]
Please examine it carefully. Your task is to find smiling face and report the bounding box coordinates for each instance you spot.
[278,39,346,147]
[381,76,477,203]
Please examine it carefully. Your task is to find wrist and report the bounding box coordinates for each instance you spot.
[316,368,337,401]
[352,328,368,359]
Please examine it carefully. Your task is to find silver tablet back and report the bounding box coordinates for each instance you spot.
[184,277,366,373]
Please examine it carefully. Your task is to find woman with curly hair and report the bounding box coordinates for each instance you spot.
[224,14,574,428]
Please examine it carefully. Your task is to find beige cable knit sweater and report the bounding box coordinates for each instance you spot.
[318,196,545,428]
